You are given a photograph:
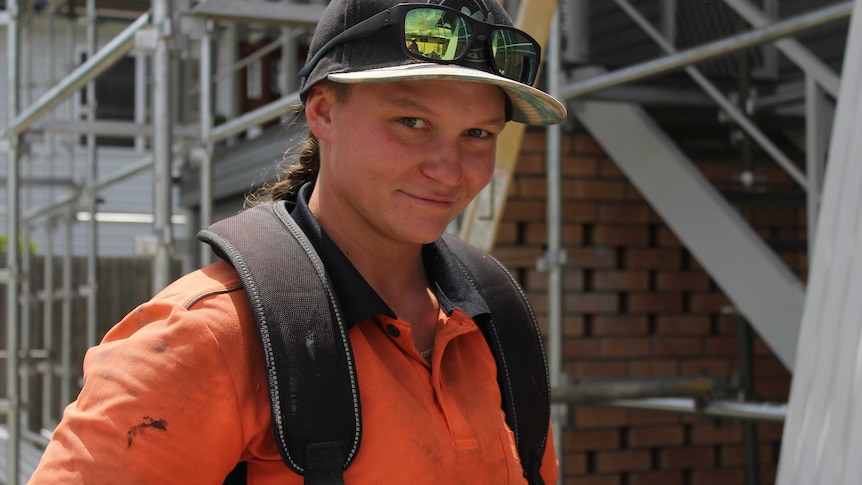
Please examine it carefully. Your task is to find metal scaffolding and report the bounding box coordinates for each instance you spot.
[0,1,855,484]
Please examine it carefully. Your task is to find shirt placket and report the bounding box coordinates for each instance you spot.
[428,311,481,449]
[377,312,482,449]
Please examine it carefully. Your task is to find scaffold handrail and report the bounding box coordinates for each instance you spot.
[10,11,151,136]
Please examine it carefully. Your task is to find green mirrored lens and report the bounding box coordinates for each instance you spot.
[491,30,538,84]
[404,8,471,61]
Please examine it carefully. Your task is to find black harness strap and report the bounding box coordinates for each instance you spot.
[201,202,549,484]
[199,202,360,483]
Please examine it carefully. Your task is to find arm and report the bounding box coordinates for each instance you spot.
[29,287,257,484]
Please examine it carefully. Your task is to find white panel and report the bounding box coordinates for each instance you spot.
[777,1,862,483]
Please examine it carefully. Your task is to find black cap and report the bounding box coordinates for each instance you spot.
[298,0,567,125]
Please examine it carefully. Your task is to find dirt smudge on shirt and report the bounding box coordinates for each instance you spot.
[126,416,168,448]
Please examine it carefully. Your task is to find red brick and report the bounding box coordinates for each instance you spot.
[598,203,652,224]
[592,315,649,336]
[715,314,739,335]
[690,422,743,445]
[567,179,627,201]
[569,247,618,268]
[495,222,518,244]
[719,445,744,466]
[759,462,778,484]
[624,184,646,202]
[628,359,680,377]
[679,358,733,377]
[661,447,716,469]
[563,202,600,222]
[626,248,682,270]
[752,164,797,187]
[572,361,628,379]
[564,452,589,474]
[754,356,791,378]
[564,338,601,359]
[515,153,546,174]
[690,467,745,485]
[595,450,651,473]
[629,471,685,485]
[565,428,621,451]
[565,476,620,485]
[517,177,548,198]
[565,292,620,314]
[751,206,799,228]
[758,442,777,464]
[524,223,584,245]
[656,315,711,336]
[574,406,630,428]
[704,337,738,358]
[571,134,607,155]
[522,130,552,152]
[527,294,550,312]
[628,425,685,448]
[630,409,682,426]
[689,293,734,313]
[525,268,583,291]
[600,338,651,358]
[563,316,586,337]
[492,246,543,269]
[657,227,683,247]
[501,199,543,221]
[757,422,784,442]
[593,270,650,291]
[696,161,742,182]
[628,292,684,313]
[754,378,791,401]
[598,157,625,178]
[563,155,600,177]
[594,225,650,246]
[656,272,711,291]
[653,337,705,357]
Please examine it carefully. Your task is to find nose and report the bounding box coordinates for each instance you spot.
[421,138,463,187]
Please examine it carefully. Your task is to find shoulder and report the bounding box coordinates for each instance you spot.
[156,259,244,308]
[103,260,251,344]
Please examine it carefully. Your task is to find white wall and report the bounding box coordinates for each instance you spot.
[0,12,188,257]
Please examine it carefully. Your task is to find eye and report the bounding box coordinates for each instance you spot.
[399,117,428,129]
[465,128,493,139]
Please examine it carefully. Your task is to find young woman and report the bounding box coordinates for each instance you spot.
[29,0,566,482]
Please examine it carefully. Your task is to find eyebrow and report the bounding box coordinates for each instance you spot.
[382,95,507,127]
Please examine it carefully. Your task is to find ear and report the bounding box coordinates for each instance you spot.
[304,84,336,140]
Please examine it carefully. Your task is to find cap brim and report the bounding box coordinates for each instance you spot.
[327,63,567,126]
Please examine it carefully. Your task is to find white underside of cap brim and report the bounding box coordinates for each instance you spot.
[327,63,566,126]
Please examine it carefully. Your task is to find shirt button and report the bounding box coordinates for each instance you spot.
[386,325,401,337]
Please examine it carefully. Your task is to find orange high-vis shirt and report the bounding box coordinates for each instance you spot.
[29,260,558,484]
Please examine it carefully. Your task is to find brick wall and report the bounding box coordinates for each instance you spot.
[493,129,802,485]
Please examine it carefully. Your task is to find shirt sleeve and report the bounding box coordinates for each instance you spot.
[28,293,258,485]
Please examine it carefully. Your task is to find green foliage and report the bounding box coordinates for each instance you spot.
[0,234,38,255]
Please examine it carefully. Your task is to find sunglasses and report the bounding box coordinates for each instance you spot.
[298,3,541,85]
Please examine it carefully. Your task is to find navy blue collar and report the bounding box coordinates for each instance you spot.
[288,183,490,328]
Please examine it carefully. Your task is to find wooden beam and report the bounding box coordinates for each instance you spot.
[459,0,559,251]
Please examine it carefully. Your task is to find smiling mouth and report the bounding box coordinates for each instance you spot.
[404,192,456,206]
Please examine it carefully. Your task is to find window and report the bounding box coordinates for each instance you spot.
[79,55,137,148]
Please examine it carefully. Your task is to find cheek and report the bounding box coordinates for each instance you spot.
[466,155,496,195]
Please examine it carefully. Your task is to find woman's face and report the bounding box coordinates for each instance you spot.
[306,79,507,248]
